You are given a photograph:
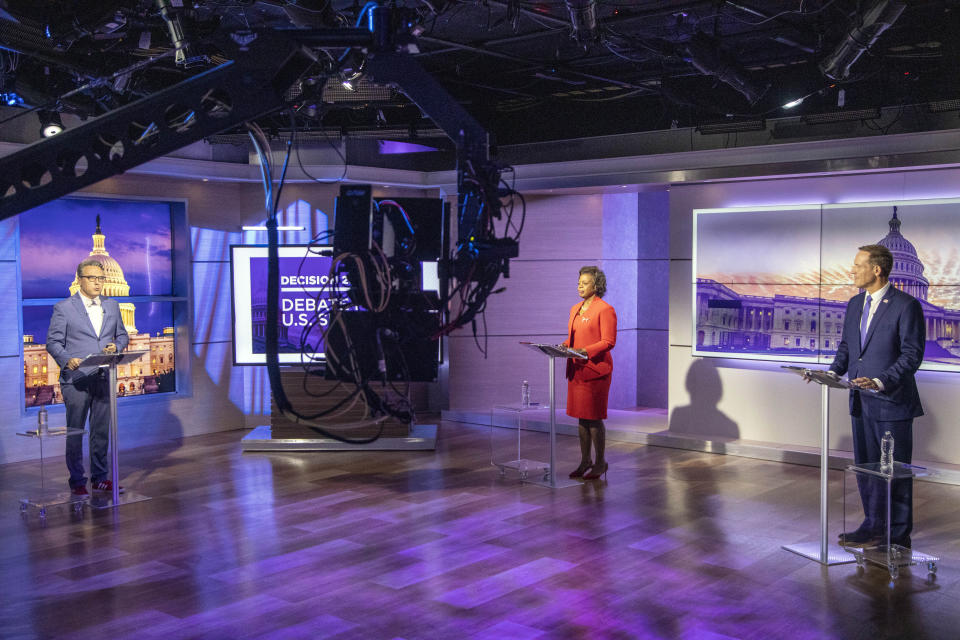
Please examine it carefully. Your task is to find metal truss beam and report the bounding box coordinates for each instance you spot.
[0,29,370,222]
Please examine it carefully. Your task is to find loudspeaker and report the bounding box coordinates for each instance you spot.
[333,184,374,254]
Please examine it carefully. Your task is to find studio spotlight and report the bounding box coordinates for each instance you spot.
[565,0,600,46]
[340,54,366,91]
[782,97,805,109]
[156,0,205,68]
[682,33,769,106]
[38,110,63,137]
[819,0,906,81]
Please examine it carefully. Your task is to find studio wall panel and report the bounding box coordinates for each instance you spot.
[508,194,604,261]
[448,334,568,411]
[192,260,235,345]
[669,259,693,345]
[636,329,669,409]
[637,189,670,260]
[0,217,16,260]
[458,259,590,336]
[0,355,34,462]
[0,262,21,357]
[602,192,638,260]
[599,259,638,330]
[608,328,637,410]
[191,227,241,263]
[637,260,670,330]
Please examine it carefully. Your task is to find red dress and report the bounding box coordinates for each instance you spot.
[563,297,617,420]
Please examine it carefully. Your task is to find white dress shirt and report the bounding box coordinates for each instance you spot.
[861,281,891,336]
[862,281,891,391]
[82,294,103,336]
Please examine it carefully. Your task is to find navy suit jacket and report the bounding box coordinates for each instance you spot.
[46,293,129,385]
[829,285,924,421]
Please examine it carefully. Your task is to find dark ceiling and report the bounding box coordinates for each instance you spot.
[1,0,959,149]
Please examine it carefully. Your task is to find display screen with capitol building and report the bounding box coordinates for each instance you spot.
[693,198,960,371]
[21,197,177,408]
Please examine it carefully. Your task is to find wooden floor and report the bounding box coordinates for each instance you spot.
[2,422,960,640]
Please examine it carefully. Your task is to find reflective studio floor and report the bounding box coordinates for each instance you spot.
[2,421,959,639]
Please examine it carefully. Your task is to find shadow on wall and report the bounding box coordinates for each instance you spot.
[669,358,740,440]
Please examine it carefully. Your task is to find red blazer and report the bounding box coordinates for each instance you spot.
[563,297,617,381]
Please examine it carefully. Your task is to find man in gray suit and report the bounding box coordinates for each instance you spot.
[47,259,129,496]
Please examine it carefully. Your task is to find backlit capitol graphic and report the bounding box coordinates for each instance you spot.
[23,217,175,407]
[695,208,960,367]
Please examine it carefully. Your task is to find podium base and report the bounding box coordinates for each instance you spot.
[87,491,152,510]
[494,458,549,480]
[20,493,87,520]
[782,541,856,565]
[523,474,584,489]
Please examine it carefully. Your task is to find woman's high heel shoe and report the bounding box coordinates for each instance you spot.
[569,461,592,479]
[583,462,608,480]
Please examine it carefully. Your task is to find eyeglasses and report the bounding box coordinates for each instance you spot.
[80,275,107,283]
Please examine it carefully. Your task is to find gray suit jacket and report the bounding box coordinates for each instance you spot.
[46,293,130,385]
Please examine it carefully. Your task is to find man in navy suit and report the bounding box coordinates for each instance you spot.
[47,259,129,496]
[829,244,925,548]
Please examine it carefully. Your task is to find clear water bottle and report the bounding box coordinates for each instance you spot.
[880,431,894,474]
[521,380,530,408]
[38,405,48,435]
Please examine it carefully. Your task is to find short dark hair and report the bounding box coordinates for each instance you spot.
[578,265,607,298]
[76,259,104,278]
[858,244,893,278]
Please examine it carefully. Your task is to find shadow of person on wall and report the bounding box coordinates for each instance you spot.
[668,358,740,440]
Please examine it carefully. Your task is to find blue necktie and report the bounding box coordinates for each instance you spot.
[860,294,872,345]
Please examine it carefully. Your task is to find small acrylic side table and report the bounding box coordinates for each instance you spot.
[490,404,550,482]
[16,427,88,521]
[843,461,938,580]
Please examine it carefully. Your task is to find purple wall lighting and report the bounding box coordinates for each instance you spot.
[377,140,439,155]
[693,198,960,371]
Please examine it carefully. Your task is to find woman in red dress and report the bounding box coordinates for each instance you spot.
[563,266,617,480]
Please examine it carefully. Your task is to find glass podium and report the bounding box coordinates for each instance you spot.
[843,461,938,580]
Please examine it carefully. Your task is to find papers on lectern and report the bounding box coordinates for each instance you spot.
[781,365,879,393]
[519,342,588,359]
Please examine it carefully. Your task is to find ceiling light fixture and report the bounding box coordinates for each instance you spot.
[565,0,600,47]
[38,110,63,137]
[819,0,906,81]
[340,52,366,92]
[157,0,205,68]
[682,33,769,106]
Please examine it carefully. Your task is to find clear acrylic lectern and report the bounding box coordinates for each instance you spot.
[78,350,152,510]
[518,342,587,489]
[780,366,862,566]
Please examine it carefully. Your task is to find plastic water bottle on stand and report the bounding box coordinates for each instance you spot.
[880,431,894,474]
[37,405,48,435]
[521,380,530,408]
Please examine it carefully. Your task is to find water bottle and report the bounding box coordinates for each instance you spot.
[521,380,530,408]
[880,431,894,474]
[38,405,48,435]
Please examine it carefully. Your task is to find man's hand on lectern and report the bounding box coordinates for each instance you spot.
[102,343,117,354]
[67,358,81,370]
